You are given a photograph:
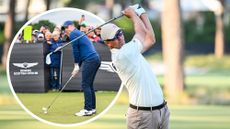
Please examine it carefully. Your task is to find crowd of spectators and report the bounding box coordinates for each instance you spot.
[78,15,103,43]
[16,15,103,44]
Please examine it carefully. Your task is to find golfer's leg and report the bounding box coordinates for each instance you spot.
[137,110,160,129]
[87,68,96,110]
[88,59,101,109]
[90,87,96,109]
[160,106,170,129]
[126,108,141,129]
[127,109,162,129]
[81,62,93,110]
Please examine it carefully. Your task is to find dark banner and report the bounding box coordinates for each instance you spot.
[9,43,49,93]
[9,43,121,93]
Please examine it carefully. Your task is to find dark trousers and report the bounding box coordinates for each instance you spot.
[81,57,101,110]
[50,67,60,90]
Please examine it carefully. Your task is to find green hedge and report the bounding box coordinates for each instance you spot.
[184,12,216,44]
[31,20,56,32]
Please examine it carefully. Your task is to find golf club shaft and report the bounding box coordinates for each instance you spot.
[53,14,124,53]
[46,74,74,109]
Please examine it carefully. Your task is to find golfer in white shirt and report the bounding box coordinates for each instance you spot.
[101,5,170,129]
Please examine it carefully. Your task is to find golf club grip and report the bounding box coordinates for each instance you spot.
[53,14,124,53]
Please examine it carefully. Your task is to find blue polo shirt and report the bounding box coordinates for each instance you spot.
[70,29,99,64]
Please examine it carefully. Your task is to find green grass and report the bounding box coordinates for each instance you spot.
[16,91,116,124]
[185,54,230,71]
[170,105,230,129]
[146,53,230,74]
[0,103,230,129]
[0,74,10,94]
[156,75,230,89]
[156,75,230,104]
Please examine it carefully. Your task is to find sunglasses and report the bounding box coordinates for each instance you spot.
[105,30,123,41]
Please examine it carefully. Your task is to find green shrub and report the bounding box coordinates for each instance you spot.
[31,20,56,32]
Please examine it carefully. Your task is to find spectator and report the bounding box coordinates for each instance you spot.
[40,25,50,35]
[48,31,62,91]
[15,34,22,43]
[94,27,104,44]
[87,27,101,43]
[61,31,69,42]
[32,30,39,37]
[79,22,88,33]
[36,32,45,43]
[95,28,101,37]
[79,15,85,25]
[45,31,52,45]
[54,26,61,34]
[31,33,37,43]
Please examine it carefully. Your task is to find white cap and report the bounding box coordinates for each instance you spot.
[37,33,44,38]
[101,23,120,41]
[32,30,39,35]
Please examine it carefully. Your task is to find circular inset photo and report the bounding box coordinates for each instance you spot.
[7,8,122,126]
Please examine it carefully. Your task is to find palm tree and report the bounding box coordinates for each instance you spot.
[161,0,184,102]
[2,0,16,68]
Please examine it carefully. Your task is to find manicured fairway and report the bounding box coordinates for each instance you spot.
[0,103,230,129]
[16,91,117,124]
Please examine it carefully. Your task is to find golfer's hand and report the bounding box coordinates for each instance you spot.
[130,4,146,17]
[47,41,52,45]
[71,69,79,77]
[72,63,79,77]
[122,7,137,18]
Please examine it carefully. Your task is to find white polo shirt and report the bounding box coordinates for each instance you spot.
[111,38,164,107]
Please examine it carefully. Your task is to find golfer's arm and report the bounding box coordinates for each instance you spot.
[131,14,147,44]
[72,42,80,64]
[140,13,156,50]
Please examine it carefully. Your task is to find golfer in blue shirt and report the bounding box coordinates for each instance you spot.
[62,21,101,116]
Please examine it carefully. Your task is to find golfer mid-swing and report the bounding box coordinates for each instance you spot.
[62,21,101,116]
[101,5,170,129]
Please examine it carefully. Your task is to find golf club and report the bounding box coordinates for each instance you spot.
[42,74,74,114]
[46,14,124,65]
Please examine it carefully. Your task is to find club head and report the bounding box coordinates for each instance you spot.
[46,53,51,65]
